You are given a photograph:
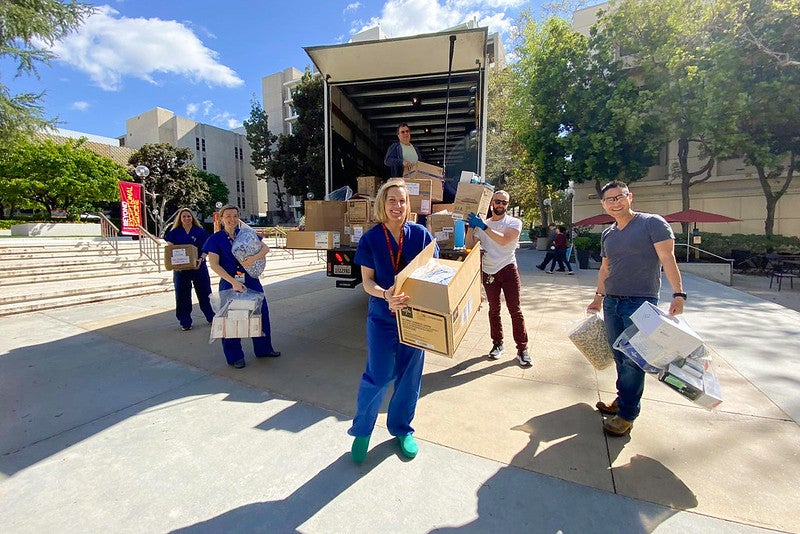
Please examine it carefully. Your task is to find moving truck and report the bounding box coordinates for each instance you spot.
[301,26,490,287]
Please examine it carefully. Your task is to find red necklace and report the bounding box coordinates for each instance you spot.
[382,223,405,274]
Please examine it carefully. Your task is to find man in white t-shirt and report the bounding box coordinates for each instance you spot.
[466,190,531,367]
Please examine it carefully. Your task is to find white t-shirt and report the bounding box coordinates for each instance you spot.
[475,214,522,275]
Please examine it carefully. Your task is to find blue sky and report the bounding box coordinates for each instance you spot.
[3,0,562,140]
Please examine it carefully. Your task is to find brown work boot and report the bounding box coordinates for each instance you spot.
[596,399,619,415]
[603,415,633,436]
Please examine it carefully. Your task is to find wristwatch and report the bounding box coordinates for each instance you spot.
[672,292,687,300]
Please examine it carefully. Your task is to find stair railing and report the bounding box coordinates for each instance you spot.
[137,225,163,271]
[97,212,120,255]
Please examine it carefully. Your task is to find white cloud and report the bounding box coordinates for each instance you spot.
[352,0,521,39]
[344,2,362,14]
[48,5,243,91]
[186,100,242,130]
[71,101,90,111]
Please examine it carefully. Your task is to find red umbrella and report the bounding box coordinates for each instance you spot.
[663,209,740,261]
[573,213,615,226]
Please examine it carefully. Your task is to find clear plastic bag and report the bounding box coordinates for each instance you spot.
[325,185,353,201]
[209,288,265,343]
[565,313,614,370]
[231,222,265,278]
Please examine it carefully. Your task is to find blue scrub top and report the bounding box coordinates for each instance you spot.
[203,229,264,292]
[164,225,210,249]
[354,222,437,320]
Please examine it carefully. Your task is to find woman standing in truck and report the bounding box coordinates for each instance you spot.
[164,208,215,331]
[348,178,438,464]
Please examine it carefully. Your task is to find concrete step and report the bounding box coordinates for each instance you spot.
[0,284,174,316]
[0,264,163,286]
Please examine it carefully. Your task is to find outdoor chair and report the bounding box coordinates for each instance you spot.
[769,263,797,291]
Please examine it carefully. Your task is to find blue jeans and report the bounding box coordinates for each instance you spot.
[603,295,658,422]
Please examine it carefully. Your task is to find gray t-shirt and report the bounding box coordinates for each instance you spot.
[601,212,674,298]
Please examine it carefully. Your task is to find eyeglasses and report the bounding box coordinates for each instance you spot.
[493,200,508,205]
[601,193,629,203]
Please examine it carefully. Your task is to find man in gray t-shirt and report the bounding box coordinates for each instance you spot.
[586,181,686,437]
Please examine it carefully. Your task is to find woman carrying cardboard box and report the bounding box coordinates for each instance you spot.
[348,178,438,463]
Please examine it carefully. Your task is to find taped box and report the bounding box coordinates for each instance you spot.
[285,230,340,250]
[346,196,375,224]
[394,242,482,357]
[427,212,456,248]
[452,182,494,220]
[304,200,347,235]
[403,161,444,181]
[164,244,198,271]
[629,301,704,367]
[404,178,444,215]
[357,176,382,197]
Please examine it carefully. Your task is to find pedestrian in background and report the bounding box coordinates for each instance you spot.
[586,181,686,437]
[164,208,215,331]
[466,190,531,367]
[348,178,438,464]
[536,223,557,271]
[544,225,574,274]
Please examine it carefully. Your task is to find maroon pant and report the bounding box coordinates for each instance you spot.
[483,263,528,350]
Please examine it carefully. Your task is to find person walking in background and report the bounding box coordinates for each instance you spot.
[164,208,215,331]
[544,226,574,274]
[536,223,557,271]
[466,190,531,367]
[586,181,686,437]
[349,178,438,464]
[203,205,279,369]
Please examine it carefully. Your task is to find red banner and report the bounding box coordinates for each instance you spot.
[119,181,143,235]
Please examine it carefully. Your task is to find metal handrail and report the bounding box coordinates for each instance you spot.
[675,243,734,265]
[97,212,119,255]
[254,226,293,260]
[137,225,163,272]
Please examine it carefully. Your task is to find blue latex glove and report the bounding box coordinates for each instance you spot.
[467,212,487,231]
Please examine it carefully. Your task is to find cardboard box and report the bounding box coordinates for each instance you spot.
[285,230,340,250]
[427,212,456,248]
[347,222,378,246]
[164,244,198,271]
[431,203,454,214]
[304,200,347,236]
[394,242,482,357]
[404,178,444,215]
[452,183,494,220]
[357,176,382,197]
[347,197,374,223]
[629,301,704,367]
[403,161,444,181]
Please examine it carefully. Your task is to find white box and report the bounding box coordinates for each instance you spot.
[249,317,262,337]
[629,301,703,366]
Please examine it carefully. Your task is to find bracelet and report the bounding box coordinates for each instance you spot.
[672,292,687,300]
[383,289,389,301]
[595,292,605,297]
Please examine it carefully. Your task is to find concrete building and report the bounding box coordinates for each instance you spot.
[569,3,799,237]
[123,107,269,222]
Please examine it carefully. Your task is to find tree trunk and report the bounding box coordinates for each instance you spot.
[677,137,715,236]
[754,157,795,237]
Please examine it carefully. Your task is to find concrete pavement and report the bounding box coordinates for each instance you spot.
[1,247,798,533]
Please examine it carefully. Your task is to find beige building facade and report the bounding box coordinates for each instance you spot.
[570,3,799,237]
[123,107,268,221]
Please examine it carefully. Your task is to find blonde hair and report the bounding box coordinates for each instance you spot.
[171,208,201,230]
[218,204,239,218]
[373,178,411,224]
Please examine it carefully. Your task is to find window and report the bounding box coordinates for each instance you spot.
[195,137,200,150]
[201,139,206,151]
[239,147,243,159]
[234,147,239,159]
[202,157,207,170]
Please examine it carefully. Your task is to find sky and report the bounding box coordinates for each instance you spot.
[3,0,561,140]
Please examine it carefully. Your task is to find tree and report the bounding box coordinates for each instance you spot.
[0,136,125,216]
[128,144,208,236]
[195,169,229,222]
[243,99,285,220]
[0,0,95,149]
[266,70,324,202]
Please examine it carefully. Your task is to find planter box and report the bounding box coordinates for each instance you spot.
[679,262,732,286]
[11,223,101,237]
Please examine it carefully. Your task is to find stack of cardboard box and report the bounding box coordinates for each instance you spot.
[404,162,445,215]
[211,298,262,339]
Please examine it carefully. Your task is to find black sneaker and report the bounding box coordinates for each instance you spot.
[231,359,246,369]
[488,343,504,360]
[516,348,532,367]
[180,325,192,331]
[536,264,545,271]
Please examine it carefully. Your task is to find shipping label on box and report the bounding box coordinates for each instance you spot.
[629,301,703,365]
[357,176,382,197]
[404,177,444,207]
[394,241,482,357]
[285,231,340,250]
[304,200,347,235]
[348,223,377,246]
[164,244,198,271]
[452,183,494,220]
[427,213,456,248]
[347,197,374,223]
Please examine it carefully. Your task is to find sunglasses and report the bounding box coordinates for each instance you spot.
[493,200,508,205]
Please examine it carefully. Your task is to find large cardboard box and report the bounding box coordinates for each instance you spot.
[357,176,382,197]
[304,200,347,236]
[347,222,378,246]
[347,196,374,224]
[404,178,444,215]
[629,301,704,367]
[452,183,494,220]
[285,230,340,250]
[427,212,456,248]
[164,244,198,271]
[394,242,482,357]
[404,161,444,181]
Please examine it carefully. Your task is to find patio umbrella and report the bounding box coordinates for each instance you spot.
[572,213,615,226]
[662,209,741,261]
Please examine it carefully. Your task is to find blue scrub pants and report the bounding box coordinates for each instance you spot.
[220,296,275,365]
[348,313,424,438]
[603,295,658,422]
[173,264,214,328]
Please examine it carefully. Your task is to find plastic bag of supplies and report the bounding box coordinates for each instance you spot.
[209,288,265,342]
[231,223,266,278]
[566,313,614,370]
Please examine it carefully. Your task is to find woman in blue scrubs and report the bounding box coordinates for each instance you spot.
[203,205,279,369]
[349,178,437,463]
[164,208,215,331]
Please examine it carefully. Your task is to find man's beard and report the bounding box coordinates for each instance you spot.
[491,206,506,217]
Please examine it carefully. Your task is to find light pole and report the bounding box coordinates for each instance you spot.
[566,181,575,264]
[134,165,150,232]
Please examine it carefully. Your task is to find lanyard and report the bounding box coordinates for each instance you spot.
[382,223,404,274]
